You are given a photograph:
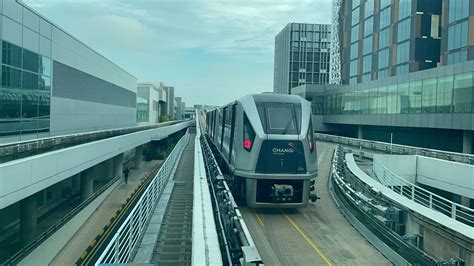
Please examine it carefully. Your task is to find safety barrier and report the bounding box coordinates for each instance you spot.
[317,133,474,165]
[94,132,190,264]
[373,158,474,226]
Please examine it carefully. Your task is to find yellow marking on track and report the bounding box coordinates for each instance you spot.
[283,213,333,266]
[252,208,265,227]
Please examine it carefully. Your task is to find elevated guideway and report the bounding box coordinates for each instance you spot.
[328,141,473,265]
[0,120,193,210]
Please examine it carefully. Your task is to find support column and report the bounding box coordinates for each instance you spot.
[135,145,144,169]
[72,173,81,194]
[357,125,363,139]
[462,130,472,154]
[20,194,37,246]
[80,168,94,202]
[106,158,114,180]
[113,153,124,179]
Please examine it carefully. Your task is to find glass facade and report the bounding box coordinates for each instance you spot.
[0,41,51,136]
[137,96,149,122]
[324,72,474,115]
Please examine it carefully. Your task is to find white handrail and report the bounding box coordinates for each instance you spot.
[95,132,190,264]
[373,157,473,226]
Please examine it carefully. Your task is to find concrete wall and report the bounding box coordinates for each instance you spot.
[416,156,474,199]
[0,121,192,209]
[375,155,417,183]
[375,154,474,199]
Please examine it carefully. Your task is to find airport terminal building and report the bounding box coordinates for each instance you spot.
[287,0,474,154]
[0,0,137,143]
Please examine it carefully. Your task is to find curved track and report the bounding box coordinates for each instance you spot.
[240,143,390,265]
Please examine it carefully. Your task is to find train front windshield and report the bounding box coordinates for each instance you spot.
[256,102,302,135]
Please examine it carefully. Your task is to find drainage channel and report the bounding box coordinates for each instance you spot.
[151,136,195,264]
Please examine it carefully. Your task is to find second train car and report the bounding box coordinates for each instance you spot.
[205,93,318,208]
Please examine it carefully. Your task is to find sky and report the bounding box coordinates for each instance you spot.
[23,0,332,106]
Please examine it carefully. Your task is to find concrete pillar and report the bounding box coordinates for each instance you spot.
[357,125,363,139]
[80,168,94,202]
[113,153,124,179]
[72,173,80,193]
[20,194,37,246]
[106,158,114,180]
[462,130,472,154]
[135,145,144,169]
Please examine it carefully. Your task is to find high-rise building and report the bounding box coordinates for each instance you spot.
[160,82,175,118]
[338,0,442,85]
[441,0,474,65]
[273,23,331,94]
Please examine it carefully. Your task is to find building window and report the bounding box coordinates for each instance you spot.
[448,0,469,23]
[365,0,374,18]
[380,7,391,29]
[387,84,398,114]
[351,25,359,43]
[380,0,391,9]
[363,35,373,55]
[396,64,409,75]
[397,19,411,42]
[398,82,410,113]
[453,72,473,113]
[1,41,51,136]
[447,21,468,51]
[378,69,388,79]
[350,42,359,60]
[350,59,358,76]
[422,78,437,113]
[363,54,372,73]
[352,7,360,26]
[409,80,422,113]
[379,28,390,49]
[396,41,410,64]
[362,73,371,82]
[437,75,453,113]
[398,0,412,20]
[447,50,468,65]
[378,48,389,69]
[2,41,22,68]
[353,0,360,9]
[364,17,374,37]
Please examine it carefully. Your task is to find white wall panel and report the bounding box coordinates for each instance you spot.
[2,15,22,46]
[39,17,51,39]
[39,35,51,57]
[3,0,22,23]
[22,7,39,32]
[22,26,38,52]
[416,156,474,199]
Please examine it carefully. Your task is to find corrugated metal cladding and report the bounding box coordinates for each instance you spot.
[52,61,137,108]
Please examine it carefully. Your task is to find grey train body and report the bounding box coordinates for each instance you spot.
[205,94,318,208]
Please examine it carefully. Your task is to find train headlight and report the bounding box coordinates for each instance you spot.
[243,114,255,152]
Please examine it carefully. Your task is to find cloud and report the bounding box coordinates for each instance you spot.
[22,0,333,105]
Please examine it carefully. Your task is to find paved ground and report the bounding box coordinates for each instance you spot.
[240,142,390,266]
[49,160,161,265]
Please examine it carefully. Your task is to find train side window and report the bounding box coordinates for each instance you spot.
[243,113,255,151]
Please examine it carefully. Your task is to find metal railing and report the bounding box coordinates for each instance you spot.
[0,120,190,163]
[316,133,474,165]
[373,157,474,226]
[95,131,190,264]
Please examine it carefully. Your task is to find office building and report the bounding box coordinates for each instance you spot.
[337,0,442,85]
[273,23,331,94]
[285,0,474,154]
[0,0,137,143]
[137,82,167,125]
[159,82,175,119]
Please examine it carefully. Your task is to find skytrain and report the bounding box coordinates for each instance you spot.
[205,93,318,208]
